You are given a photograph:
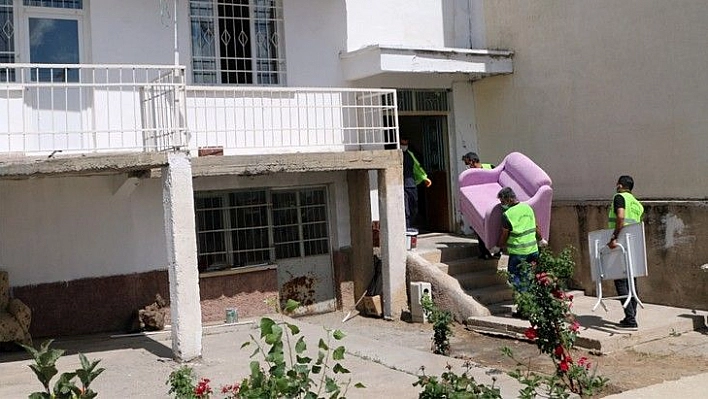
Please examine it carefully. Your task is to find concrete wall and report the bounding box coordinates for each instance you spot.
[0,175,167,286]
[550,202,708,311]
[474,0,708,200]
[345,0,446,51]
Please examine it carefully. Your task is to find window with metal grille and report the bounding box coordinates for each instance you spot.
[195,187,329,272]
[397,89,450,113]
[189,0,285,85]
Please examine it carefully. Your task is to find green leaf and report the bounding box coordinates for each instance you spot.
[260,317,276,337]
[295,336,307,354]
[332,330,346,340]
[332,346,345,361]
[286,323,300,335]
[284,299,300,313]
[296,355,312,365]
[333,363,350,374]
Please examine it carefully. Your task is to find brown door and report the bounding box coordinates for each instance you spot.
[421,116,449,232]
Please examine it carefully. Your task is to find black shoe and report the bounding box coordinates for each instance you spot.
[617,319,638,330]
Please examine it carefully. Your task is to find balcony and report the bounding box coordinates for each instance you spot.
[0,64,399,160]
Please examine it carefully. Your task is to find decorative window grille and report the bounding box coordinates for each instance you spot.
[189,0,285,85]
[195,187,329,272]
[0,3,14,81]
[397,89,450,113]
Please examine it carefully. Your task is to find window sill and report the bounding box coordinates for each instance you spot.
[199,264,277,279]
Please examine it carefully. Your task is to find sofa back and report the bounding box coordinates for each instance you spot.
[497,152,552,201]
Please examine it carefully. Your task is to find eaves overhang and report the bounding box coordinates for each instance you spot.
[340,44,514,81]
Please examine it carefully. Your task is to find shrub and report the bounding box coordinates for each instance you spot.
[420,294,453,355]
[414,362,501,399]
[166,299,364,398]
[22,339,104,399]
[510,246,609,397]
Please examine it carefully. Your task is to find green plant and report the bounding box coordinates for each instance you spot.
[413,362,501,399]
[167,366,200,399]
[165,299,364,398]
[420,294,453,355]
[236,299,364,398]
[21,339,104,399]
[510,247,609,397]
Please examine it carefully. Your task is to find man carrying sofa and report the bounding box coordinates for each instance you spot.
[491,187,548,297]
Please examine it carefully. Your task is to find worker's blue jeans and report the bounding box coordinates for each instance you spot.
[507,252,539,292]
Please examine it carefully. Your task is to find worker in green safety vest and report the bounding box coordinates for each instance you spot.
[493,187,547,317]
[607,175,644,330]
[462,151,495,170]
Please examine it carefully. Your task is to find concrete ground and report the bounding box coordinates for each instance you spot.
[1,233,706,398]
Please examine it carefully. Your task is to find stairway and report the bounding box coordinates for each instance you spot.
[417,238,514,315]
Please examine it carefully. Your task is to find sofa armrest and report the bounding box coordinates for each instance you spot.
[524,185,554,241]
[8,298,32,333]
[459,167,502,188]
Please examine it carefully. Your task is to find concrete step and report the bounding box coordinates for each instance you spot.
[465,284,514,305]
[455,269,508,290]
[434,257,499,275]
[417,243,478,264]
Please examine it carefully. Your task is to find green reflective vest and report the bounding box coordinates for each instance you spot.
[504,203,538,255]
[608,192,644,228]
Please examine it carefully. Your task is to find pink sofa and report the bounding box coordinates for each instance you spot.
[458,152,553,251]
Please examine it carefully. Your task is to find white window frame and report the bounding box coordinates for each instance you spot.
[14,0,89,64]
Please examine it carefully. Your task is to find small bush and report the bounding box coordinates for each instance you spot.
[22,339,104,399]
[420,294,453,355]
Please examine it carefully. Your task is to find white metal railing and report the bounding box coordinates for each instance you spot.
[0,64,187,157]
[186,86,399,155]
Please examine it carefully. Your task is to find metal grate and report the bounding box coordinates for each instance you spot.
[189,0,285,85]
[23,0,82,9]
[195,187,329,272]
[397,89,450,112]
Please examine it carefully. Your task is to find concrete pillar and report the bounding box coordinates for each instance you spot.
[377,165,407,319]
[347,170,373,300]
[162,152,202,361]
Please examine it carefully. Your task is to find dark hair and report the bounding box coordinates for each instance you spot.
[497,187,517,201]
[462,152,480,163]
[617,175,634,190]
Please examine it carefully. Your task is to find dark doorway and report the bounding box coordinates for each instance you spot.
[399,115,450,232]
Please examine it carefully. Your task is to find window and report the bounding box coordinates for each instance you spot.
[189,0,285,85]
[195,187,329,272]
[0,0,84,82]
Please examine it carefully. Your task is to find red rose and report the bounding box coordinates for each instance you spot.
[524,327,538,340]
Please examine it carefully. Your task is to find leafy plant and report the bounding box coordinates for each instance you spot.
[167,366,200,399]
[166,299,364,398]
[22,339,104,399]
[510,246,609,397]
[236,299,364,398]
[420,294,453,355]
[414,362,501,399]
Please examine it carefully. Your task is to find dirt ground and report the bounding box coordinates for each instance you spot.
[299,311,708,398]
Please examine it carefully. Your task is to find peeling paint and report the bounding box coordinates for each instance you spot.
[661,213,693,249]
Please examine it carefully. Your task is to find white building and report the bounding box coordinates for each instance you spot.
[0,0,512,359]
